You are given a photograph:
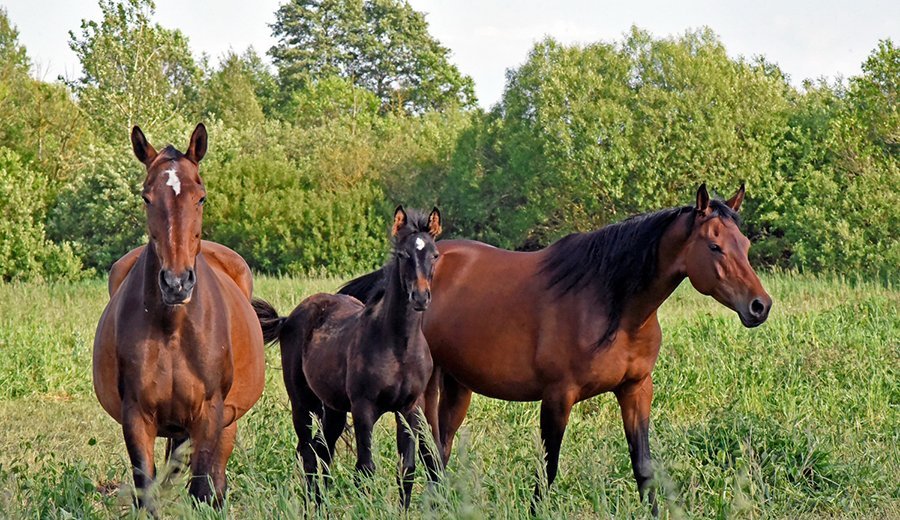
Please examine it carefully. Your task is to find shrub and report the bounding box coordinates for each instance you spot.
[0,148,82,281]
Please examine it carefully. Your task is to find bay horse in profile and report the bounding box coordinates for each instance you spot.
[339,185,772,514]
[93,124,265,511]
[253,206,443,509]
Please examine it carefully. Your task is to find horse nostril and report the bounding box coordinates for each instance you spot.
[426,289,431,300]
[184,268,196,289]
[750,298,766,317]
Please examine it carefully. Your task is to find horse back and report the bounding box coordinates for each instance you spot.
[107,241,253,300]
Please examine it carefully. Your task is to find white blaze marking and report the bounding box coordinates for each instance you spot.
[165,167,181,196]
[415,237,425,250]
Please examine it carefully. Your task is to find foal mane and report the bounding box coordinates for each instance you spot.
[541,199,739,348]
[353,209,433,307]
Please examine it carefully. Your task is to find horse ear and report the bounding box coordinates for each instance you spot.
[726,182,745,212]
[186,123,207,163]
[131,126,157,166]
[695,183,710,214]
[391,205,407,237]
[428,207,442,238]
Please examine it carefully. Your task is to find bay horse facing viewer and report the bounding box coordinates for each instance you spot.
[92,124,265,512]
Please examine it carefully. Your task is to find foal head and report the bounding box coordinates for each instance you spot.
[681,184,772,327]
[131,124,208,306]
[390,206,442,311]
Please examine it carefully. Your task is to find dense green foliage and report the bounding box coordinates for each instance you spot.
[0,1,896,278]
[270,0,476,113]
[0,275,897,517]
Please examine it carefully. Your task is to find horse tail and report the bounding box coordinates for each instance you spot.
[337,268,385,304]
[252,298,286,344]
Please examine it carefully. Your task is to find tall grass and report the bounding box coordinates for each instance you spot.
[0,274,896,518]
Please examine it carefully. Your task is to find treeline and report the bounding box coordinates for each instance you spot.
[0,0,896,281]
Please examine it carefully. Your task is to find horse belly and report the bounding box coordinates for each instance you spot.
[93,304,123,423]
[303,327,352,412]
[425,308,545,401]
[221,285,265,423]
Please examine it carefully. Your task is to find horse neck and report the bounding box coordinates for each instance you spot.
[619,212,692,331]
[372,259,422,344]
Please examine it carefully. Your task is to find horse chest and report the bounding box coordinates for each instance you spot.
[350,337,431,412]
[126,334,229,419]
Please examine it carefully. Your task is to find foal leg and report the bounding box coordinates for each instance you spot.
[395,408,417,509]
[616,376,658,516]
[532,390,576,512]
[351,400,377,478]
[416,394,444,484]
[290,398,321,499]
[123,407,158,512]
[437,373,473,466]
[317,406,347,486]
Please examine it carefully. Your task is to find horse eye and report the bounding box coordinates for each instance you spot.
[142,194,150,205]
[709,243,723,253]
[198,196,206,206]
[398,251,410,259]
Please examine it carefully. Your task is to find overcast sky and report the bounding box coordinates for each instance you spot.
[3,0,898,108]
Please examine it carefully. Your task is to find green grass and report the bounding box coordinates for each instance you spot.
[0,274,897,518]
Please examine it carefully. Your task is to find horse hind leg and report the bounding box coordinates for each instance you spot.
[162,434,190,484]
[316,406,347,487]
[437,372,473,466]
[289,393,322,501]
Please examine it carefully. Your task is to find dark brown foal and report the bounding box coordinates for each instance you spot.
[254,206,444,509]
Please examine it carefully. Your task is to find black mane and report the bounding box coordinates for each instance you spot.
[541,199,739,348]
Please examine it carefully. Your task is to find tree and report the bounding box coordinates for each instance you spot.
[201,51,266,129]
[269,0,475,113]
[67,0,200,141]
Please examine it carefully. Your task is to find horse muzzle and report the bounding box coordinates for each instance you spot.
[409,289,431,312]
[737,295,772,328]
[159,268,196,306]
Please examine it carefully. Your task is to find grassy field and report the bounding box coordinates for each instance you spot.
[0,273,897,519]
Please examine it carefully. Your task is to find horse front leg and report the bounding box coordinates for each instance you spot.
[351,400,377,478]
[532,389,576,512]
[188,399,224,506]
[122,405,158,513]
[210,421,237,503]
[615,375,658,516]
[395,407,417,509]
[415,393,444,485]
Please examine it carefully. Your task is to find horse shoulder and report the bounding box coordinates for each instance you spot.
[107,245,145,297]
[200,240,254,300]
